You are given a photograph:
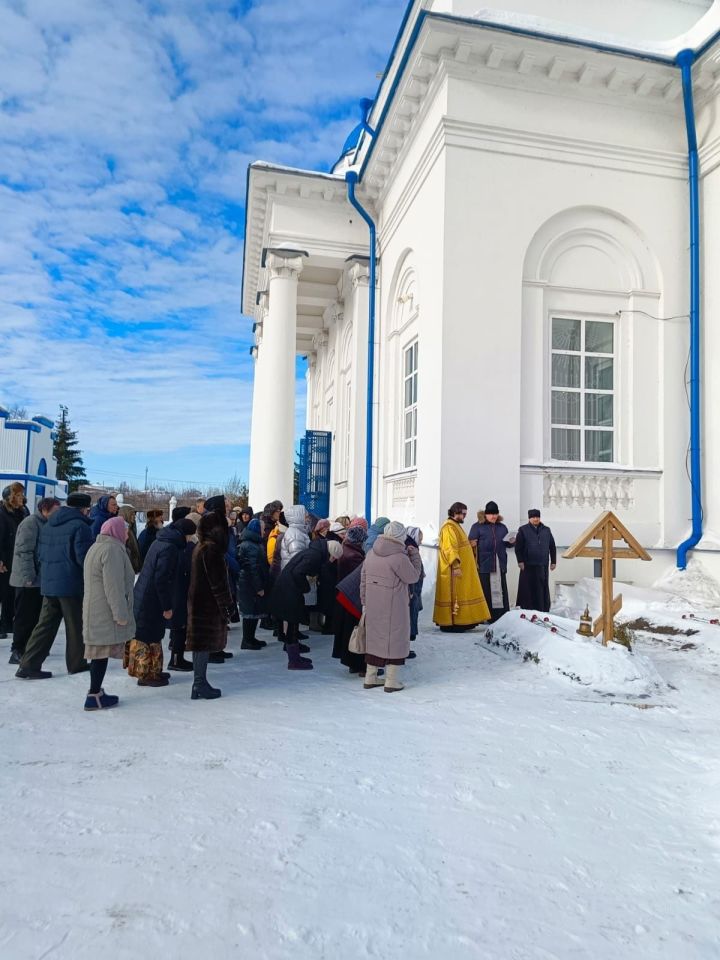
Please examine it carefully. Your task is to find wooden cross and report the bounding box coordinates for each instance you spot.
[563,511,651,645]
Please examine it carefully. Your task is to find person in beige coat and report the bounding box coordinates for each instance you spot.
[82,517,136,710]
[360,521,422,693]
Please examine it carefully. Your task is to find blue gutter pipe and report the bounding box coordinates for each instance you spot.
[676,49,703,569]
[345,170,377,522]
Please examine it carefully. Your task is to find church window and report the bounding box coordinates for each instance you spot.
[403,341,418,469]
[551,317,614,463]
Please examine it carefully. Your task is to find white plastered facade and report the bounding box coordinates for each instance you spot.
[242,0,720,592]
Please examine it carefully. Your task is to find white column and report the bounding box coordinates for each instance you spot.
[248,293,268,508]
[248,252,304,510]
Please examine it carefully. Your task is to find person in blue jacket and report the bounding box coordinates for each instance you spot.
[469,501,514,623]
[16,492,94,679]
[89,494,119,540]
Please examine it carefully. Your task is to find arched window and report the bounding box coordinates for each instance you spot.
[36,457,47,499]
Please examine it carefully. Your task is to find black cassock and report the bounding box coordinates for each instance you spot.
[516,565,551,613]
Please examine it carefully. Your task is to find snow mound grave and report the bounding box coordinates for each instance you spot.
[482,610,667,698]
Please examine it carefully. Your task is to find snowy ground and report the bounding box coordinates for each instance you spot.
[2,583,720,960]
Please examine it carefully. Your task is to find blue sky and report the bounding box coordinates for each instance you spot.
[0,0,404,491]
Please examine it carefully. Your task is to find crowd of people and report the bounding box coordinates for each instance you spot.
[0,480,558,710]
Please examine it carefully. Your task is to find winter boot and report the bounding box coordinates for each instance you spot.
[286,643,313,671]
[168,652,193,671]
[15,667,52,679]
[8,649,21,665]
[84,689,119,711]
[407,650,417,660]
[384,664,405,693]
[191,678,222,700]
[137,676,169,687]
[363,665,385,689]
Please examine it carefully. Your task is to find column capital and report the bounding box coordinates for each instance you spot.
[348,261,371,289]
[263,247,308,281]
[312,330,329,351]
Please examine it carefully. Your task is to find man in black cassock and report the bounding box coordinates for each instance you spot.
[515,509,557,613]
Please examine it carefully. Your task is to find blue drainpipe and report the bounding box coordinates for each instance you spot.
[345,170,376,522]
[676,49,703,570]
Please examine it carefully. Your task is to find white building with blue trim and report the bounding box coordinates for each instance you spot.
[243,0,720,588]
[0,407,68,504]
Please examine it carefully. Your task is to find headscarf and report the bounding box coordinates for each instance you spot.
[384,521,407,543]
[348,517,368,531]
[406,526,422,546]
[327,540,343,560]
[100,517,128,543]
[314,519,331,537]
[329,521,344,534]
[364,516,390,554]
[172,518,197,537]
[248,518,262,535]
[345,526,367,546]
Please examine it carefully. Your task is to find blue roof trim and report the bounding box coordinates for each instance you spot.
[32,416,54,429]
[5,421,41,433]
[0,408,9,419]
[0,472,60,486]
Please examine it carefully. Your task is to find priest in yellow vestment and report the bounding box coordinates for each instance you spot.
[433,502,490,630]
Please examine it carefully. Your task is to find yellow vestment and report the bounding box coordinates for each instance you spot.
[433,519,490,627]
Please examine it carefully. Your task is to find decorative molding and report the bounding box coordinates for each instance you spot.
[265,252,304,282]
[349,261,370,289]
[543,470,636,511]
[384,471,417,508]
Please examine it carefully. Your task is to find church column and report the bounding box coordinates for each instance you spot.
[248,292,268,507]
[248,250,305,510]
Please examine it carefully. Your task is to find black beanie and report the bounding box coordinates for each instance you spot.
[204,495,226,515]
[67,493,92,509]
[485,501,499,514]
[172,506,191,522]
[528,509,541,519]
[172,518,197,537]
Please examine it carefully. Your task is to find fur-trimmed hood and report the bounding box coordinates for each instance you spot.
[476,510,504,523]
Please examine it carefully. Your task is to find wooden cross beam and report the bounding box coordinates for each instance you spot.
[563,511,651,646]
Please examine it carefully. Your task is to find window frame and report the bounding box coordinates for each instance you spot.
[548,314,617,466]
[402,339,418,471]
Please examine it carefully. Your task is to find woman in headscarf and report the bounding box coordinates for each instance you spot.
[360,521,422,693]
[138,509,164,561]
[269,538,343,670]
[363,516,390,555]
[119,504,142,574]
[405,526,425,656]
[82,517,135,710]
[332,524,368,674]
[236,518,270,651]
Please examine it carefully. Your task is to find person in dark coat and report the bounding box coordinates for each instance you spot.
[0,482,28,639]
[186,511,236,701]
[130,521,188,687]
[515,509,557,613]
[138,510,164,562]
[89,494,119,540]
[332,525,367,674]
[237,506,254,533]
[8,497,60,663]
[168,519,197,671]
[269,538,343,670]
[405,526,425,656]
[236,518,269,651]
[119,504,142,574]
[17,492,94,679]
[469,501,514,623]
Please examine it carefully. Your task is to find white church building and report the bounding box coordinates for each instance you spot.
[243,0,720,588]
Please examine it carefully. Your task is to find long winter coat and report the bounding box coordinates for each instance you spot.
[38,506,94,597]
[469,515,511,574]
[280,506,309,569]
[133,525,186,644]
[186,527,235,653]
[515,523,557,567]
[170,541,195,631]
[270,540,328,624]
[82,535,136,650]
[89,496,116,540]
[0,500,27,571]
[236,526,269,617]
[9,511,47,588]
[360,536,422,661]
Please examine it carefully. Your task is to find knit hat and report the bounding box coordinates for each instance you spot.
[100,517,128,543]
[348,517,368,531]
[384,521,407,542]
[345,526,367,545]
[172,506,192,522]
[327,540,343,560]
[172,518,197,537]
[67,492,92,509]
[528,508,541,519]
[485,501,500,515]
[204,495,226,515]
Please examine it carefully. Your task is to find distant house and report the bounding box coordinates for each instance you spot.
[0,407,68,505]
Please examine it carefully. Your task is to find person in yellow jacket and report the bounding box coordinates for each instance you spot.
[433,501,490,631]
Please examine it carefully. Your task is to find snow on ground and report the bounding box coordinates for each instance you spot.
[2,585,720,960]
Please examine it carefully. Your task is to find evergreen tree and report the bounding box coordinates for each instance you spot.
[53,406,88,492]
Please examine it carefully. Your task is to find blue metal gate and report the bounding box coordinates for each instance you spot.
[298,430,332,518]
